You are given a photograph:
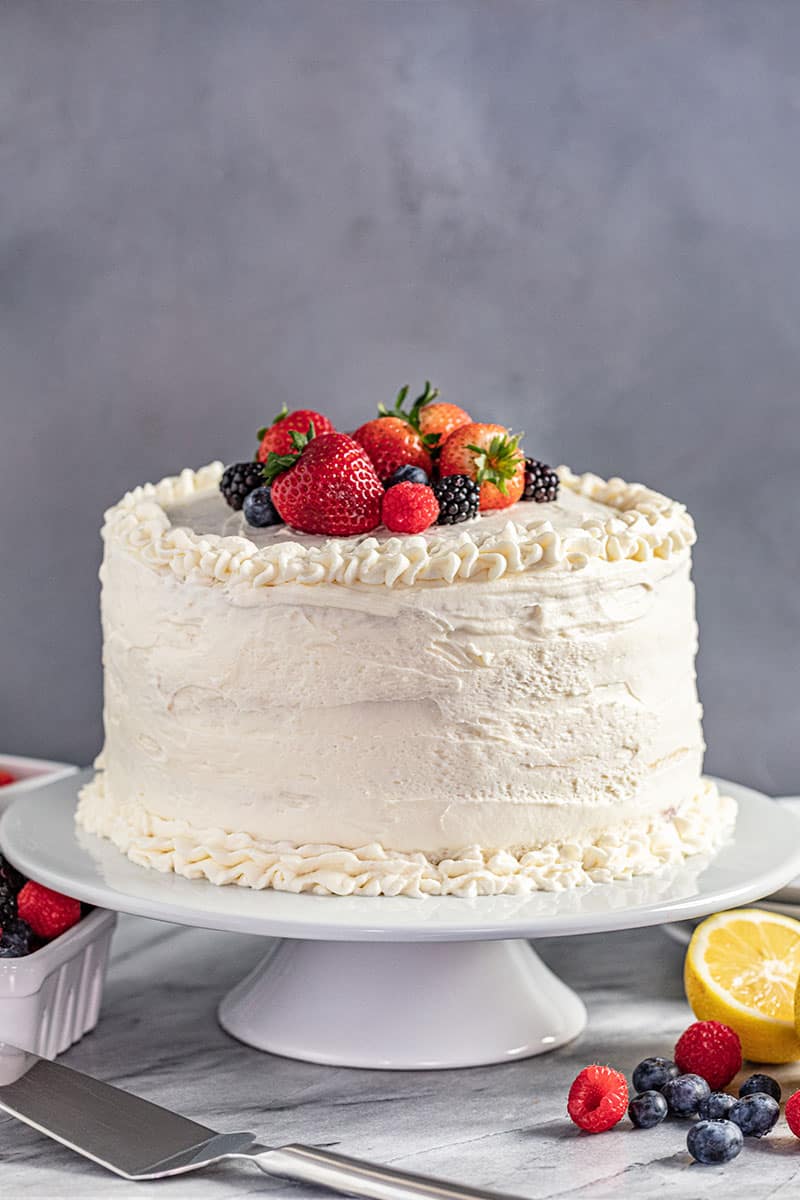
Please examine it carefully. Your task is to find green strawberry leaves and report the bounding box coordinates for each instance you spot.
[261,421,317,484]
[378,380,441,448]
[467,433,523,495]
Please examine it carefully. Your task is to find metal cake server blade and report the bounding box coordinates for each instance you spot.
[0,1044,522,1199]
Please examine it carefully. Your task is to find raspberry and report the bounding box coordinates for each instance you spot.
[0,770,15,787]
[674,1020,742,1090]
[785,1090,800,1137]
[17,881,81,941]
[567,1065,629,1133]
[381,482,440,534]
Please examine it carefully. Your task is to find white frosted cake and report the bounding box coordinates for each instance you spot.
[77,458,734,896]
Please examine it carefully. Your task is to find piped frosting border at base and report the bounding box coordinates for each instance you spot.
[77,776,734,899]
[101,463,697,590]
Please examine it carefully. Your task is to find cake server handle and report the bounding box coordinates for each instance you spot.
[250,1143,523,1200]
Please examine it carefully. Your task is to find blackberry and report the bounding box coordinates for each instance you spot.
[0,916,32,957]
[522,458,559,503]
[432,475,479,525]
[0,883,16,927]
[220,462,265,511]
[0,853,25,894]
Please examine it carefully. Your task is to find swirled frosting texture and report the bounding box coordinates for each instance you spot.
[77,776,733,897]
[99,462,696,590]
[78,461,725,897]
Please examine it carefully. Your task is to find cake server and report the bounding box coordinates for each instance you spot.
[0,1043,521,1200]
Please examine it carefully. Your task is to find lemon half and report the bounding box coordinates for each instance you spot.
[685,908,800,1064]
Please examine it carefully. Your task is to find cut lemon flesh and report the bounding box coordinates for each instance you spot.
[685,908,800,1063]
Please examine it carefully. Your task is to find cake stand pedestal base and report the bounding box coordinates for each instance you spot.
[217,938,587,1069]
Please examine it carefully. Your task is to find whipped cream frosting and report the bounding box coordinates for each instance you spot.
[78,461,727,898]
[101,462,696,590]
[77,775,733,898]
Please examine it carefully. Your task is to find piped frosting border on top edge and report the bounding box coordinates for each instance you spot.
[101,462,696,589]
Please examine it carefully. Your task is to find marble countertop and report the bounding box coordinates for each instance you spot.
[4,915,800,1199]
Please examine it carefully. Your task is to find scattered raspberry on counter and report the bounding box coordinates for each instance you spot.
[674,1020,742,1090]
[567,1065,629,1133]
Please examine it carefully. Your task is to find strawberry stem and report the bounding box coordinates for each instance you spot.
[378,380,440,436]
[466,433,523,495]
[261,421,317,484]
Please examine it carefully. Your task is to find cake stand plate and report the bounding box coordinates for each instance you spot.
[3,774,798,1070]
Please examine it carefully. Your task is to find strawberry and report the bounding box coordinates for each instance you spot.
[354,416,433,481]
[381,482,440,534]
[438,422,525,510]
[256,406,335,461]
[418,401,471,444]
[567,1065,629,1133]
[353,381,443,480]
[0,770,15,787]
[265,430,383,536]
[17,881,81,941]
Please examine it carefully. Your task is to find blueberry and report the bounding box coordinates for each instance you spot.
[0,916,32,958]
[243,486,283,528]
[687,1120,744,1164]
[739,1073,781,1103]
[698,1091,736,1121]
[632,1056,680,1094]
[383,465,429,489]
[662,1074,711,1117]
[730,1093,780,1137]
[628,1090,668,1129]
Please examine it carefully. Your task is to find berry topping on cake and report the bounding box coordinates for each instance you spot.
[739,1073,781,1102]
[243,485,283,528]
[220,461,266,511]
[631,1056,679,1094]
[418,401,472,444]
[17,881,82,941]
[265,431,383,536]
[438,423,525,511]
[432,475,480,525]
[523,458,560,504]
[627,1090,668,1129]
[567,1065,629,1133]
[353,383,442,481]
[381,482,439,534]
[698,1091,737,1121]
[674,1020,742,1090]
[256,407,335,461]
[729,1092,780,1137]
[383,464,430,489]
[687,1120,743,1164]
[0,770,15,787]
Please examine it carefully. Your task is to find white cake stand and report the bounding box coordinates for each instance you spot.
[3,773,799,1071]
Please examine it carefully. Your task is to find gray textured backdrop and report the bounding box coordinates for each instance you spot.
[1,1,798,793]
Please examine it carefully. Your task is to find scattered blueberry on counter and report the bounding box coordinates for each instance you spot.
[698,1091,737,1121]
[730,1093,780,1138]
[687,1120,744,1164]
[739,1073,781,1103]
[628,1091,668,1129]
[631,1057,679,1094]
[662,1074,711,1118]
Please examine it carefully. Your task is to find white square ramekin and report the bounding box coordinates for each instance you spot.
[0,907,117,1057]
[0,754,78,815]
[0,754,116,1056]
